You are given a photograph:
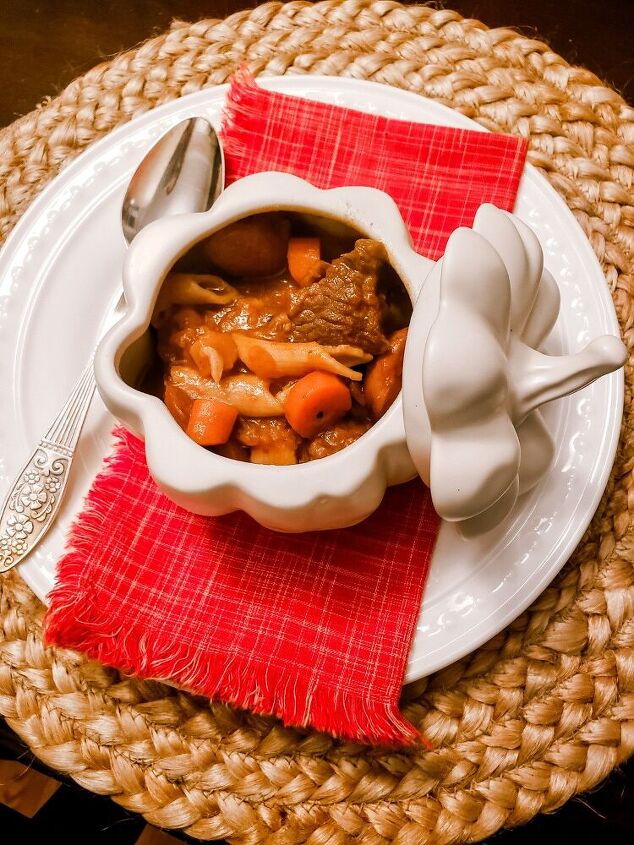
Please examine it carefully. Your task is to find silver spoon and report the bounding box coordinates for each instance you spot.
[0,117,225,573]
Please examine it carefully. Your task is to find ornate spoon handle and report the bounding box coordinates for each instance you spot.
[0,360,96,573]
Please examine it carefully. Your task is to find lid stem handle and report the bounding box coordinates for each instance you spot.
[510,335,626,422]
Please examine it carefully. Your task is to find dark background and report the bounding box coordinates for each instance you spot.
[0,0,632,127]
[0,0,632,841]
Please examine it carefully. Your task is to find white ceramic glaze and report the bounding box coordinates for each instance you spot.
[95,171,432,531]
[403,205,626,534]
[0,76,625,681]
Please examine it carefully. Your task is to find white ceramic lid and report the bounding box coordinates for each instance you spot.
[402,204,626,535]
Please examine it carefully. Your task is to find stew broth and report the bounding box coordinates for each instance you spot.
[148,212,412,465]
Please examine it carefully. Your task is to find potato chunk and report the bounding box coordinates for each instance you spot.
[199,213,290,278]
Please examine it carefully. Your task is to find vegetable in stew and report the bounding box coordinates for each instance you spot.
[150,212,412,464]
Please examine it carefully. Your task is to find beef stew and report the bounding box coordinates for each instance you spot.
[150,212,412,464]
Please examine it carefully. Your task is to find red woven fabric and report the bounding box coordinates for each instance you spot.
[221,74,527,259]
[44,72,527,745]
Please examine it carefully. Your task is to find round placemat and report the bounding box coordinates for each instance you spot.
[1,2,632,842]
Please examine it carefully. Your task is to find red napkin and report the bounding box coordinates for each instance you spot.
[45,72,527,745]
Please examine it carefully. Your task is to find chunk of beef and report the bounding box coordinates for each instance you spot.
[300,418,372,462]
[204,276,295,337]
[235,417,301,465]
[285,239,389,354]
[214,436,250,462]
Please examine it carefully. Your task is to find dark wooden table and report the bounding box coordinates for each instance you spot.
[0,1,632,842]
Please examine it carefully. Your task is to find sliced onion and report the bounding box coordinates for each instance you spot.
[152,273,237,326]
[170,366,283,417]
[232,334,364,381]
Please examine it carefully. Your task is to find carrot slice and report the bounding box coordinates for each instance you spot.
[364,328,408,420]
[186,398,238,446]
[287,237,321,287]
[164,382,194,430]
[284,372,352,438]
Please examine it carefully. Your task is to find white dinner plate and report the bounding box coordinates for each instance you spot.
[0,76,623,683]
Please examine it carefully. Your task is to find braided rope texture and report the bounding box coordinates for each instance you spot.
[1,2,633,841]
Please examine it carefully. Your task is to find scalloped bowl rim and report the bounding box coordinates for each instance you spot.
[94,172,434,528]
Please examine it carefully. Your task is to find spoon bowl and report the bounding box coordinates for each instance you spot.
[122,117,224,244]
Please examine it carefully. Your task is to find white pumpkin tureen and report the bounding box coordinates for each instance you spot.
[95,172,626,533]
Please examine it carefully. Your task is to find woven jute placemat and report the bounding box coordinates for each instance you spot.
[1,2,633,841]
